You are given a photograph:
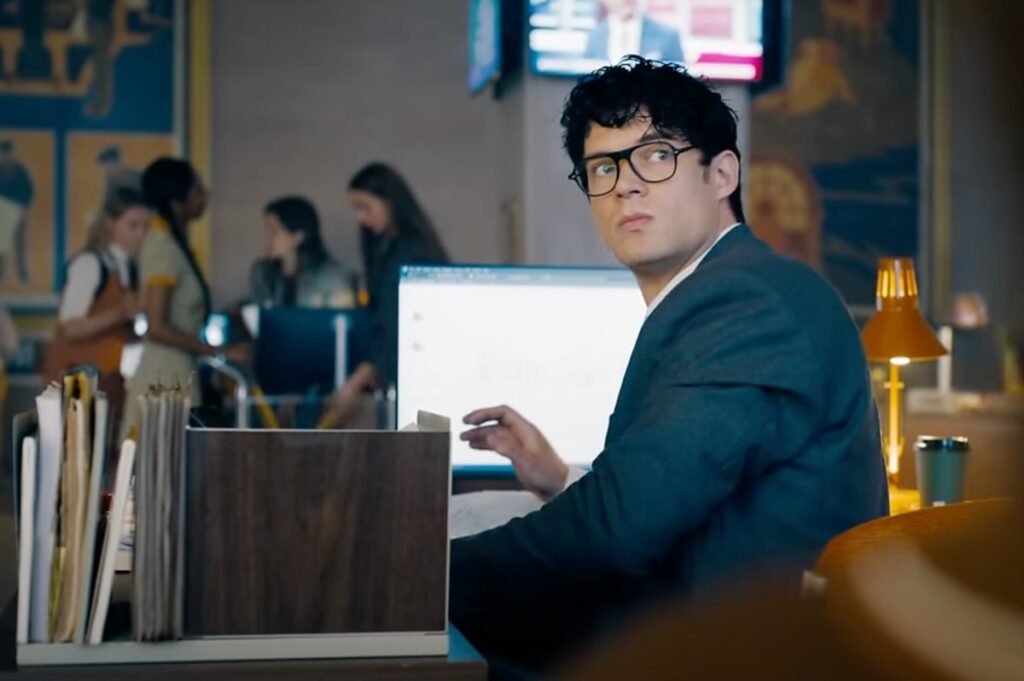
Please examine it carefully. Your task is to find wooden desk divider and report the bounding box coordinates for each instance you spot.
[17,411,451,666]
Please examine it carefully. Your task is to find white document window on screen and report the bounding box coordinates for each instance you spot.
[396,267,645,469]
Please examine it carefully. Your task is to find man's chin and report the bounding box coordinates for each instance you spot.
[612,246,660,271]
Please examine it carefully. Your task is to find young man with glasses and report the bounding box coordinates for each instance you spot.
[451,57,888,675]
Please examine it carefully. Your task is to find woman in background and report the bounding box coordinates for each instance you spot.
[123,158,247,435]
[250,195,356,308]
[331,162,450,421]
[45,187,149,415]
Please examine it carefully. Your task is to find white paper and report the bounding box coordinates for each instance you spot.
[74,394,108,643]
[450,491,544,539]
[31,384,63,642]
[16,436,37,644]
[87,440,136,645]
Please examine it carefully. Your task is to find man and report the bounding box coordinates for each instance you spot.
[449,57,888,674]
[584,0,684,65]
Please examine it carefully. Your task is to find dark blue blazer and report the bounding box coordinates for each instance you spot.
[584,15,684,63]
[449,226,888,672]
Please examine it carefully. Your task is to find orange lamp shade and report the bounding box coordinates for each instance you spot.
[861,257,948,362]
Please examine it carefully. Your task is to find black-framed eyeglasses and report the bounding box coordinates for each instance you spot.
[568,141,696,197]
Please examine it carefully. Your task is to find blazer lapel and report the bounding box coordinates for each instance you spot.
[604,224,757,447]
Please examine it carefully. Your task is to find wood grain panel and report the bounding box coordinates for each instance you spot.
[184,429,449,637]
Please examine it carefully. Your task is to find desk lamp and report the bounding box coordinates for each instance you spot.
[861,258,947,485]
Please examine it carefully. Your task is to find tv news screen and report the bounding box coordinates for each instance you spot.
[529,0,765,82]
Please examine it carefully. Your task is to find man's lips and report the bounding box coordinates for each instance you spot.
[618,214,653,230]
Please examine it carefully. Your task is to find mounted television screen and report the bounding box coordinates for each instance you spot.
[529,0,765,82]
[469,0,503,93]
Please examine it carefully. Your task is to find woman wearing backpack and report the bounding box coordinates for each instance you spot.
[45,186,149,413]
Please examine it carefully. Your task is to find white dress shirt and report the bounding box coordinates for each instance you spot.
[58,244,133,321]
[607,14,642,61]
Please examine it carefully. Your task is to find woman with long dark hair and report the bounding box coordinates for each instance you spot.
[123,158,247,434]
[331,162,449,420]
[250,195,355,308]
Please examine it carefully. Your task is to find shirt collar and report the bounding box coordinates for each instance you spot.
[645,223,741,318]
[105,243,133,285]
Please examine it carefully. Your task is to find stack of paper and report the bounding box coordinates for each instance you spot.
[16,370,114,644]
[86,439,136,644]
[132,388,189,641]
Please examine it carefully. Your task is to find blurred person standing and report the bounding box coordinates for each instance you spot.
[250,195,356,308]
[123,158,247,436]
[330,163,449,421]
[45,187,149,419]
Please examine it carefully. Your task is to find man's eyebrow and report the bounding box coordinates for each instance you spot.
[580,131,681,161]
[640,128,686,144]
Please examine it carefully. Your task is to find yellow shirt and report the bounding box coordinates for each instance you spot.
[122,217,207,435]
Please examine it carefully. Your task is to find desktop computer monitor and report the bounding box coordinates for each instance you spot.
[397,265,646,471]
[254,306,369,396]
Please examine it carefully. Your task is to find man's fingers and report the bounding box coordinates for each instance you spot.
[461,427,518,458]
[463,405,511,426]
[463,405,532,431]
[459,424,505,442]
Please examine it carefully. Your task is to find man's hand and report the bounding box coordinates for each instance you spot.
[221,342,251,364]
[461,405,569,501]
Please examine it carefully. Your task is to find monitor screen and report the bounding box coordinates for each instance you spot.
[529,0,764,82]
[254,307,369,396]
[397,265,646,469]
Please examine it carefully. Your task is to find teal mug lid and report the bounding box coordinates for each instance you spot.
[915,435,970,452]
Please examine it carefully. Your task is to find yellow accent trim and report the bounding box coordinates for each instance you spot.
[147,275,178,287]
[188,0,213,275]
[150,215,172,232]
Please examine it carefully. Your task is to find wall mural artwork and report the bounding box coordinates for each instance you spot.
[0,0,179,308]
[748,0,920,313]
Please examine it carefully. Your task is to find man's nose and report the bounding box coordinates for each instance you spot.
[615,158,647,197]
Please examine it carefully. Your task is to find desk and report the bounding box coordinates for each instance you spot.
[0,597,485,680]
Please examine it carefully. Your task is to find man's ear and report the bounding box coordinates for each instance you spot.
[711,150,740,202]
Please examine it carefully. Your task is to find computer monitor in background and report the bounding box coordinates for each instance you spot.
[398,265,646,471]
[254,307,369,396]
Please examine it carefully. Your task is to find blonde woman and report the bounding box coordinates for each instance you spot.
[45,187,149,416]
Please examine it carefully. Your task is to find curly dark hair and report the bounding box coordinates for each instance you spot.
[561,56,745,222]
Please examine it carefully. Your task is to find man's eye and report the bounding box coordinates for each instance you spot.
[589,162,616,177]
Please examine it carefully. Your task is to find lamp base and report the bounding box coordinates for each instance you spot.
[888,486,921,516]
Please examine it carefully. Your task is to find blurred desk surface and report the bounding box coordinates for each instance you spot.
[0,596,485,680]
